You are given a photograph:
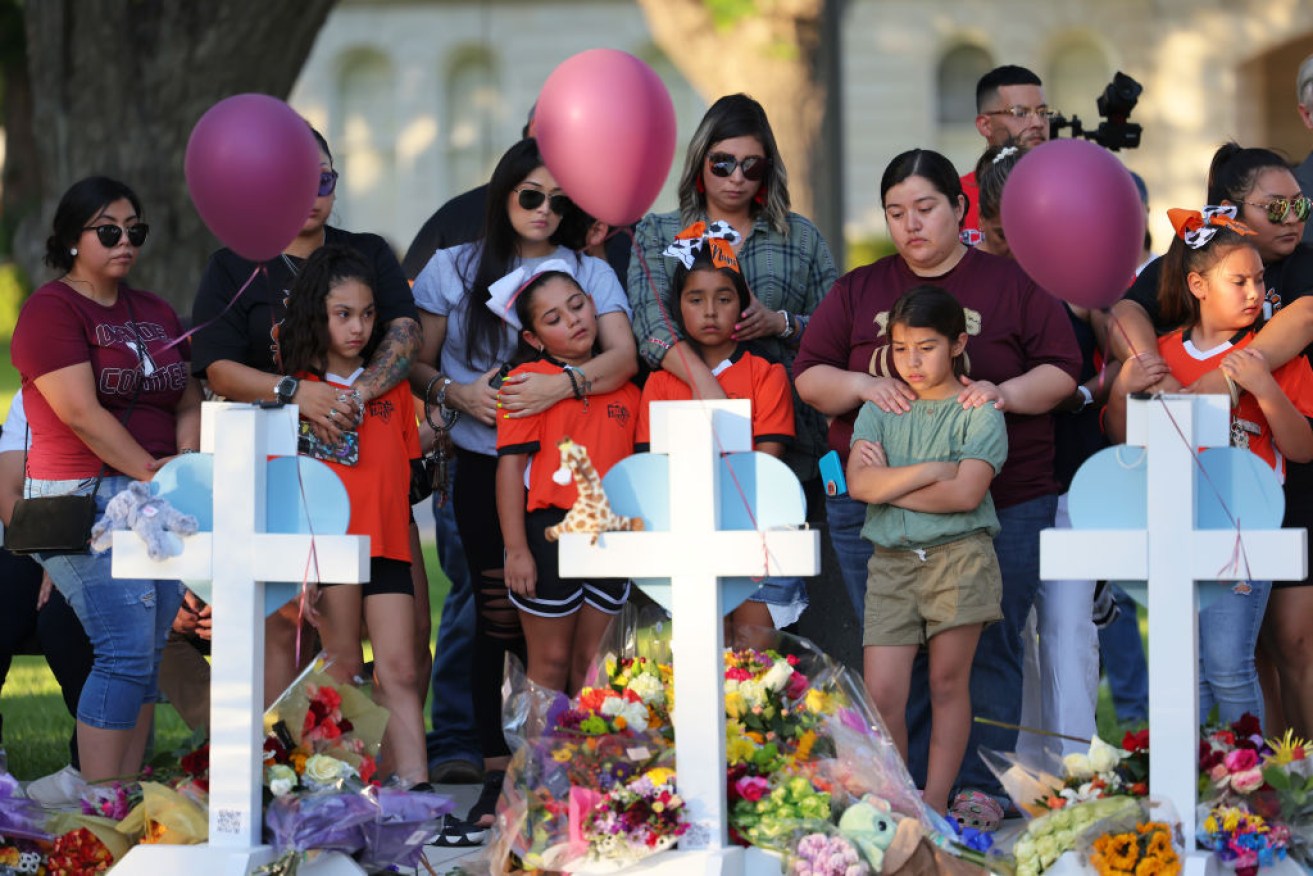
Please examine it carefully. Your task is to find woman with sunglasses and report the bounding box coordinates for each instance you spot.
[189,126,425,711]
[10,176,201,782]
[409,137,636,845]
[627,93,836,630]
[1111,143,1313,737]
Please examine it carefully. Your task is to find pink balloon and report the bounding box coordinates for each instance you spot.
[185,94,321,262]
[1000,139,1146,309]
[536,50,676,227]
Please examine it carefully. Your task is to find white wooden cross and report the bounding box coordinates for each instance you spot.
[558,400,820,875]
[108,402,370,876]
[1040,395,1306,873]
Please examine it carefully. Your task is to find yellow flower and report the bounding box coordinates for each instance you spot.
[646,767,674,787]
[1266,729,1313,766]
[551,747,573,763]
[804,688,826,714]
[725,691,747,719]
[796,730,817,761]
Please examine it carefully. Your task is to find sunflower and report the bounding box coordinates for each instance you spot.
[1094,833,1139,872]
[1145,829,1174,860]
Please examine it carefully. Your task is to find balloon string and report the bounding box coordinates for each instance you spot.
[292,454,321,670]
[622,228,774,580]
[155,264,266,357]
[1104,309,1254,583]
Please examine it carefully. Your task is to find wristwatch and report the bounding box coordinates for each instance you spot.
[1074,385,1094,412]
[777,309,795,339]
[274,375,300,405]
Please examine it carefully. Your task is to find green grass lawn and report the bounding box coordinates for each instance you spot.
[1,338,16,422]
[1,542,451,781]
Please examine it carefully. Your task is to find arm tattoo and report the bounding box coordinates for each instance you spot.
[357,317,421,401]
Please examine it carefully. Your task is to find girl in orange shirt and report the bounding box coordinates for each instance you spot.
[281,245,427,785]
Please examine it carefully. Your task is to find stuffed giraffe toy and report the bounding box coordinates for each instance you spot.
[544,436,645,544]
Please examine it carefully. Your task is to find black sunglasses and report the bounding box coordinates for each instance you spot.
[319,170,339,197]
[516,188,571,215]
[83,223,149,248]
[707,152,771,182]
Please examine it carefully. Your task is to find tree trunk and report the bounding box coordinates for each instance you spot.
[635,0,827,221]
[1,0,40,259]
[15,0,337,311]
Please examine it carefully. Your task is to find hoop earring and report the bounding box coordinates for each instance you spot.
[695,176,705,194]
[70,247,78,256]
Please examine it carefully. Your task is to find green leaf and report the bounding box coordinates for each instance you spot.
[1264,765,1292,791]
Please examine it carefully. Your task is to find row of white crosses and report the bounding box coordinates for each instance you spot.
[1042,395,1306,875]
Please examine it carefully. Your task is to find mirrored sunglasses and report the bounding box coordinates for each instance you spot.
[1245,195,1313,225]
[83,223,149,248]
[707,152,770,181]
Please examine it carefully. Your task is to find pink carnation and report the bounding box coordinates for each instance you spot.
[1224,749,1259,772]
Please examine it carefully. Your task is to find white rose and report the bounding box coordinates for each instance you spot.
[627,674,665,706]
[266,764,297,797]
[303,754,350,786]
[1087,736,1123,773]
[737,679,765,708]
[1062,752,1093,780]
[761,661,793,693]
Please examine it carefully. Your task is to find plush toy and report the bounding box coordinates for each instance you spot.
[543,436,644,545]
[90,481,199,560]
[838,795,899,871]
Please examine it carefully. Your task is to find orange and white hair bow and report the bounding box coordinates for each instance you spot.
[662,220,741,273]
[1168,205,1255,250]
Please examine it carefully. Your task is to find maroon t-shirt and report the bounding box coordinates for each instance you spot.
[12,281,190,478]
[793,248,1080,509]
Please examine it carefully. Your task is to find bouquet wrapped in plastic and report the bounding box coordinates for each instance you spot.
[357,785,454,870]
[0,771,50,843]
[114,781,208,845]
[262,655,387,793]
[982,730,1149,818]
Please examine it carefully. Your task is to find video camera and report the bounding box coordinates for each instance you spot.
[1049,71,1143,151]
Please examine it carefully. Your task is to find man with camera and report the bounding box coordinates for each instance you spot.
[1297,54,1313,245]
[961,65,1052,240]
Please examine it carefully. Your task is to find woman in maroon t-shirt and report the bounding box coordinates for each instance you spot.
[793,149,1079,817]
[11,176,200,783]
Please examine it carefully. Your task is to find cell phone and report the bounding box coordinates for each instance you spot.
[819,450,847,498]
[489,363,512,389]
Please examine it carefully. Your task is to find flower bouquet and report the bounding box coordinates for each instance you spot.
[262,656,385,795]
[114,781,207,845]
[1013,795,1142,876]
[983,731,1148,820]
[258,789,378,876]
[1197,805,1288,876]
[0,771,51,843]
[1088,819,1180,876]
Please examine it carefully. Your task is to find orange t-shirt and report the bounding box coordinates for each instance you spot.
[1158,329,1313,480]
[300,374,419,562]
[635,348,795,451]
[496,360,640,512]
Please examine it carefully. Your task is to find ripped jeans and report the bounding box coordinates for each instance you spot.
[29,475,184,730]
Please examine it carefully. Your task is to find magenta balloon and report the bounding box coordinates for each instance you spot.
[185,94,321,262]
[536,50,677,227]
[1000,139,1146,309]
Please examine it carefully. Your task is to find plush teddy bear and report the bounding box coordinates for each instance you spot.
[838,794,899,871]
[90,481,199,560]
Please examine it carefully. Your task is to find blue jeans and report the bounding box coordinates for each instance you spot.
[1099,586,1148,722]
[906,493,1057,796]
[30,475,184,730]
[425,460,481,768]
[1199,579,1271,725]
[825,493,873,618]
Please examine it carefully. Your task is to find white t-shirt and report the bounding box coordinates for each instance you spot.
[412,243,631,455]
[0,390,29,454]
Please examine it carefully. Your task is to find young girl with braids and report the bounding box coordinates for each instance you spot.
[1108,206,1313,726]
[280,244,428,786]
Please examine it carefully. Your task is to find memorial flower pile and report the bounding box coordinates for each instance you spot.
[1012,794,1143,876]
[1031,733,1150,811]
[488,628,968,875]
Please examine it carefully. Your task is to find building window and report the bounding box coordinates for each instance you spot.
[336,48,396,235]
[446,47,502,196]
[937,44,994,124]
[1046,36,1112,122]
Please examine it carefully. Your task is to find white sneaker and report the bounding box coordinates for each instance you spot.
[24,765,86,808]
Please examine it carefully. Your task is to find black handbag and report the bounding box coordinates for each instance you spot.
[4,491,99,555]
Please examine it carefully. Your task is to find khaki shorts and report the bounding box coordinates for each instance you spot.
[862,530,1003,647]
